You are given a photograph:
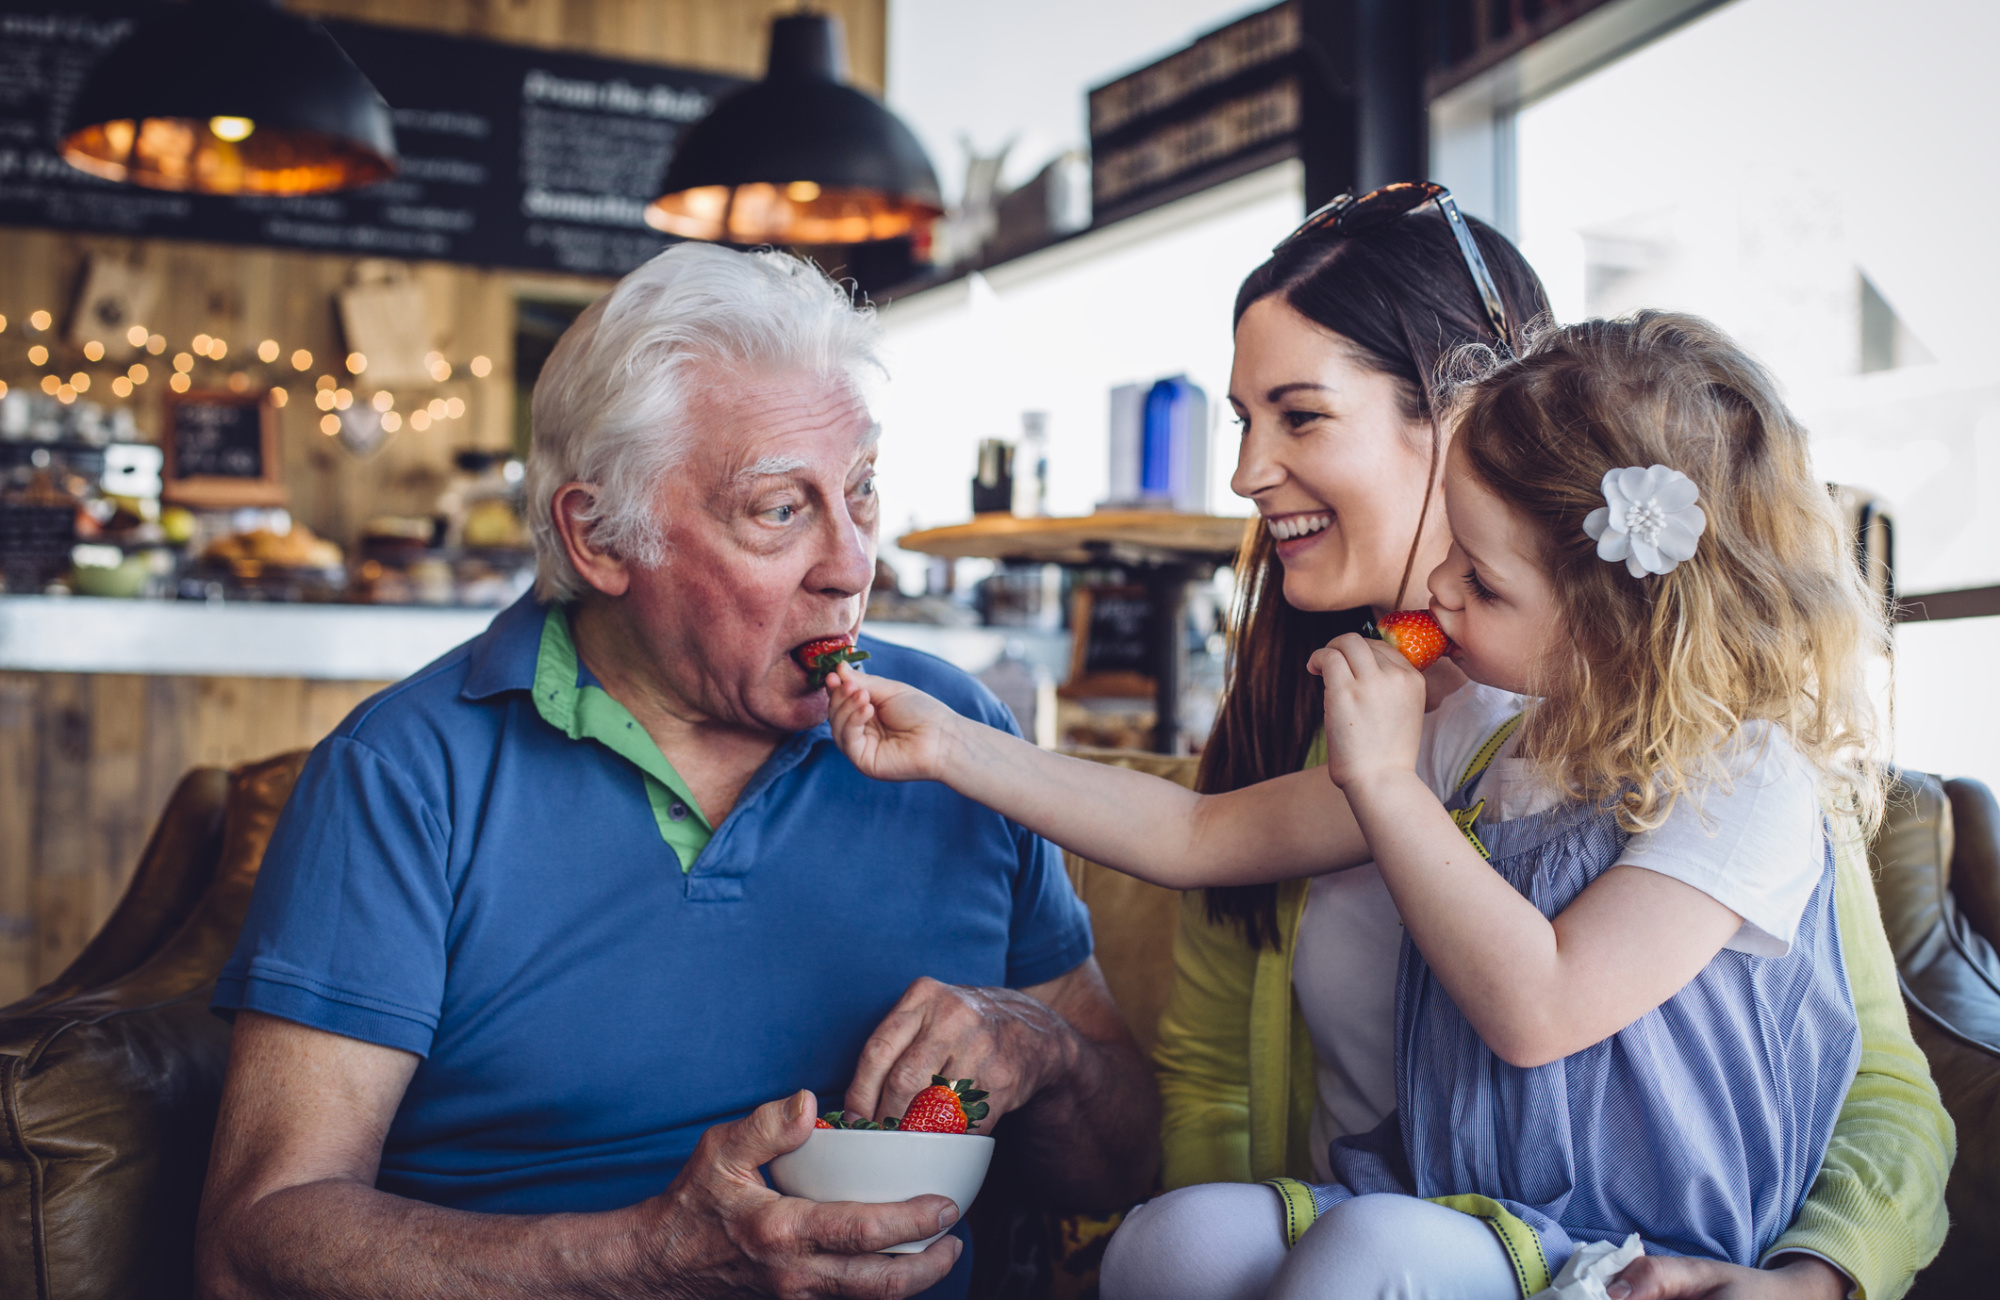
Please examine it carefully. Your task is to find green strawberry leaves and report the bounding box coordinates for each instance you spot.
[935,1075,990,1131]
[805,645,870,690]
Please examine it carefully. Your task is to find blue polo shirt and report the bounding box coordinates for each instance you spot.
[214,593,1092,1222]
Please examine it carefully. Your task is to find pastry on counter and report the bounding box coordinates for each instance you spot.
[203,523,343,571]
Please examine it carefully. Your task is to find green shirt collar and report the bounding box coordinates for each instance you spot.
[533,604,712,871]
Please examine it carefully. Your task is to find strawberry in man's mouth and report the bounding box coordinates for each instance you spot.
[793,635,870,689]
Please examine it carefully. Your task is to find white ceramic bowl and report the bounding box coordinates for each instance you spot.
[767,1129,996,1253]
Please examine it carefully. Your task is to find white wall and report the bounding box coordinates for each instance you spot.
[871,163,1303,585]
[1506,0,2000,778]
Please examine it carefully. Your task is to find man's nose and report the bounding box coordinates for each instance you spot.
[1230,419,1284,500]
[812,499,876,598]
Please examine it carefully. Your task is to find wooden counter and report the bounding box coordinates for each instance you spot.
[0,598,499,1006]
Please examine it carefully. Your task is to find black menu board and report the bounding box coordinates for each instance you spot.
[1078,587,1153,678]
[170,398,262,479]
[0,3,745,276]
[161,389,282,506]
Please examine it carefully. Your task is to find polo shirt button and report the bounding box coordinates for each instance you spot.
[668,802,688,821]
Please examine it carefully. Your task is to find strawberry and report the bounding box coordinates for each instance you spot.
[793,635,871,689]
[1363,610,1450,671]
[814,1117,834,1129]
[898,1076,991,1134]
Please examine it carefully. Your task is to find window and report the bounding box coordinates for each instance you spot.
[1507,0,2000,773]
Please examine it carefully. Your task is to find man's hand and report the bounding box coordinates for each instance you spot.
[198,1014,962,1300]
[843,978,1072,1126]
[1610,1256,1849,1300]
[644,1089,962,1299]
[841,965,1160,1212]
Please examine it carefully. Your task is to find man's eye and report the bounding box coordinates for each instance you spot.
[764,504,797,524]
[856,475,877,497]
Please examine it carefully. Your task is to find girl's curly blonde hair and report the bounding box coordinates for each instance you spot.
[1449,311,1887,834]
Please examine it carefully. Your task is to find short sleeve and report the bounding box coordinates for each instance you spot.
[970,673,1094,989]
[1002,826,1094,989]
[212,735,451,1056]
[1416,683,1528,802]
[1618,724,1825,957]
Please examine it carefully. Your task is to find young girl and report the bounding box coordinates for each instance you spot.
[826,313,1882,1296]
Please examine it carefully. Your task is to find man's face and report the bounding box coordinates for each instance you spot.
[621,367,880,734]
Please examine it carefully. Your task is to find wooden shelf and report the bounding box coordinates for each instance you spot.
[896,510,1249,566]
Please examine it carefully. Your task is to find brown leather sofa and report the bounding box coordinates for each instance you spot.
[1,751,1995,1299]
[1871,774,2000,1297]
[0,753,304,1300]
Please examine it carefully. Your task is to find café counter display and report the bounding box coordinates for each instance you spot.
[898,510,1247,754]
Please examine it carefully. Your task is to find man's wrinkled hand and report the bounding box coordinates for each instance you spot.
[643,1089,961,1299]
[1608,1256,1848,1300]
[843,978,1075,1129]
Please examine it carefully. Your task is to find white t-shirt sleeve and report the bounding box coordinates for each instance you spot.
[1619,722,1826,957]
[1415,682,1528,803]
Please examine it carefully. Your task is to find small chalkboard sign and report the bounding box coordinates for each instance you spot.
[161,390,285,508]
[1062,585,1156,699]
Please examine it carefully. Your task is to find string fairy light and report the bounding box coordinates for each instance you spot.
[0,313,496,450]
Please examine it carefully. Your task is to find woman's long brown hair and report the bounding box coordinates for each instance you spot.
[1197,207,1549,949]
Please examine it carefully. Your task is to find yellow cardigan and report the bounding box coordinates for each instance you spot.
[1153,804,1953,1299]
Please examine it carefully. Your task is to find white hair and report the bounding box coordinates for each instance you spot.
[525,243,885,602]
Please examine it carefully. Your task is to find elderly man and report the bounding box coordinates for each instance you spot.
[195,245,1158,1299]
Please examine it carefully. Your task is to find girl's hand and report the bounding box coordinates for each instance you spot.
[825,664,960,783]
[1307,632,1426,791]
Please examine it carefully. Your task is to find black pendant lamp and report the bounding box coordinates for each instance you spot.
[59,0,396,196]
[648,13,942,245]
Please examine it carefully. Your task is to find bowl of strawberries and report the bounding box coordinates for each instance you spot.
[768,1076,995,1254]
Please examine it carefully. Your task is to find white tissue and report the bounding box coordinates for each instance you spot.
[1526,1234,1644,1300]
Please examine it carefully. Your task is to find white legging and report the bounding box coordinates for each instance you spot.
[1100,1183,1521,1300]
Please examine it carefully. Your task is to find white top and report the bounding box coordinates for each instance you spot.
[1294,682,1826,1177]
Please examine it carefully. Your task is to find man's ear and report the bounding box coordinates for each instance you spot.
[550,482,631,597]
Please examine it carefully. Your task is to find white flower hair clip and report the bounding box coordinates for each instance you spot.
[1582,465,1706,578]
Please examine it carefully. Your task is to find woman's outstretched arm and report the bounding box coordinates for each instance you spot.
[825,665,1370,889]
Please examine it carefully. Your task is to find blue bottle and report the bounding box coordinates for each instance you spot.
[1141,376,1207,510]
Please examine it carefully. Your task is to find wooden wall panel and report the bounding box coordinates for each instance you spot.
[0,671,386,1006]
[0,678,37,999]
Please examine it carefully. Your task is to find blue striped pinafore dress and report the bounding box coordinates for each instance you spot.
[1274,719,1861,1292]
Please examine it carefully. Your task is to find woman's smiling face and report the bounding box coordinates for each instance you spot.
[1228,297,1450,614]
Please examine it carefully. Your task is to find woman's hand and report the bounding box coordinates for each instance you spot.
[1307,632,1427,792]
[825,663,961,783]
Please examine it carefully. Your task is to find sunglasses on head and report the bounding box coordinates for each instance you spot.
[1273,180,1514,352]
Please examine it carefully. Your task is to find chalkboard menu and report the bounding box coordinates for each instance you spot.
[1063,585,1155,698]
[161,389,282,507]
[0,3,745,276]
